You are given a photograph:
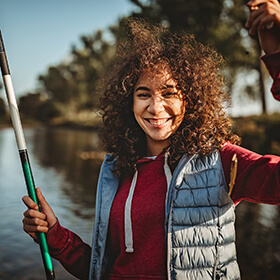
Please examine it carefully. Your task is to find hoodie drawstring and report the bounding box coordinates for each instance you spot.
[164,152,172,191]
[124,169,138,253]
[124,152,172,253]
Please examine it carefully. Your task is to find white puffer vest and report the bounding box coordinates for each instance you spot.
[165,152,240,279]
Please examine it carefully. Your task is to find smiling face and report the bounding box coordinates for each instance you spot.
[133,68,185,156]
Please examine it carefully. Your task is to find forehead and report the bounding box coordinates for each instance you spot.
[135,67,177,89]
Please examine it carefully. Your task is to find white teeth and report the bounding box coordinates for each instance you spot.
[149,119,167,125]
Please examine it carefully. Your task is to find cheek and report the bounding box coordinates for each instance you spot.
[174,103,186,126]
[173,100,185,116]
[132,101,139,117]
[132,96,138,113]
[132,97,147,115]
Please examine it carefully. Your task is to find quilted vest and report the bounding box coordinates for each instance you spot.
[90,152,241,280]
[165,152,240,280]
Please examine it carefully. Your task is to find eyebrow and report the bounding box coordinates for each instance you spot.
[135,85,176,92]
[135,86,150,92]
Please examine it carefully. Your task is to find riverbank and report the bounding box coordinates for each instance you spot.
[0,114,102,131]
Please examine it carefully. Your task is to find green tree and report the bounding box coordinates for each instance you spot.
[38,29,116,116]
[38,64,78,116]
[33,0,271,119]
[19,92,60,122]
[71,30,116,107]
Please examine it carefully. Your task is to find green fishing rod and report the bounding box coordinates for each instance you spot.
[0,30,55,280]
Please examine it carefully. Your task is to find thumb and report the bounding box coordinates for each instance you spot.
[36,188,57,229]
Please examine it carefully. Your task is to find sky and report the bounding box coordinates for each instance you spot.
[0,0,279,116]
[0,0,136,96]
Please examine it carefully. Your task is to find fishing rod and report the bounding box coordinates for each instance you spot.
[0,30,55,280]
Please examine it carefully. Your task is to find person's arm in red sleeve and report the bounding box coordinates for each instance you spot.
[262,51,280,100]
[221,142,280,205]
[46,220,92,280]
[22,188,91,280]
[246,0,280,100]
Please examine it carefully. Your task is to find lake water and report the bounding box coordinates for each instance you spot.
[0,127,279,279]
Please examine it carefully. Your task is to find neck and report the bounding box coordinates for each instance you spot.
[146,139,169,157]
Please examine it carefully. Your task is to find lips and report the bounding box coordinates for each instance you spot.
[146,118,171,126]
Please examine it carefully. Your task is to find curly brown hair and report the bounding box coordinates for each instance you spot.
[99,18,240,176]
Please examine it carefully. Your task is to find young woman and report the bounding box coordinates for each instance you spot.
[22,0,280,279]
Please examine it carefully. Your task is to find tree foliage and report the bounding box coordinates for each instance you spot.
[21,0,269,122]
[128,0,258,65]
[38,30,116,115]
[19,92,60,122]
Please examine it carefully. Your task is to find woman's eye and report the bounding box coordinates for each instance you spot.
[137,93,150,98]
[163,92,178,98]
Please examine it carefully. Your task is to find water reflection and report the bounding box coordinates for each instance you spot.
[236,202,280,279]
[0,127,279,279]
[27,127,103,216]
[0,127,103,280]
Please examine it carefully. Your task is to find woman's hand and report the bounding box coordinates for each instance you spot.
[246,0,280,54]
[22,188,57,241]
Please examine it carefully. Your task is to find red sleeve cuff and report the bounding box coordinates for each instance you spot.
[261,51,280,101]
[46,219,69,255]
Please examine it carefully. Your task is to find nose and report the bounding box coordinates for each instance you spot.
[147,96,165,114]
